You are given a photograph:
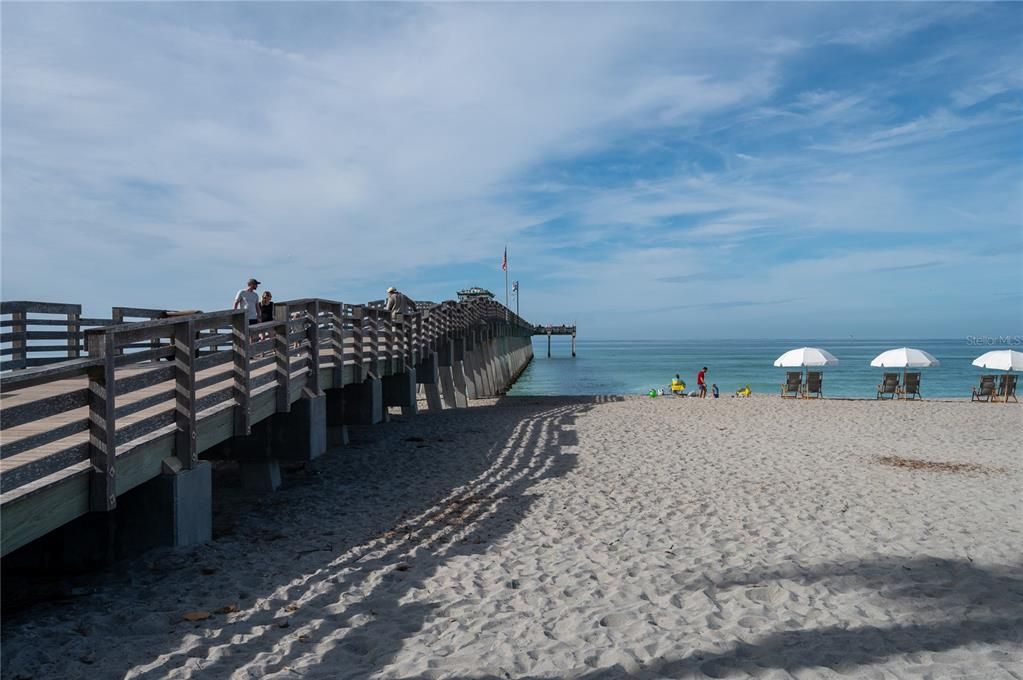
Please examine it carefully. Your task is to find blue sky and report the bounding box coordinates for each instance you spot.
[2,2,1021,339]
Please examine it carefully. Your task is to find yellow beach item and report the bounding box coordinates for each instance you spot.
[736,385,751,397]
[671,378,686,394]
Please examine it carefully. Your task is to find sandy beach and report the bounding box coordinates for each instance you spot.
[2,395,1021,679]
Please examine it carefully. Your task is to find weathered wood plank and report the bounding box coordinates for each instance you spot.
[0,418,88,458]
[173,320,197,468]
[0,358,103,391]
[0,388,89,430]
[114,365,175,396]
[1,443,89,494]
[86,334,117,512]
[1,301,81,315]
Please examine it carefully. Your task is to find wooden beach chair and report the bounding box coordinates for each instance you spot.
[971,375,997,402]
[781,372,802,398]
[804,371,823,398]
[876,372,899,400]
[995,374,1018,403]
[900,372,922,400]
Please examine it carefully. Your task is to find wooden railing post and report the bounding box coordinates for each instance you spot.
[111,308,125,356]
[350,306,365,381]
[67,310,80,359]
[328,303,344,388]
[414,312,424,364]
[10,311,26,368]
[273,306,291,413]
[232,312,251,436]
[364,308,378,377]
[304,301,322,397]
[173,320,197,469]
[87,333,117,511]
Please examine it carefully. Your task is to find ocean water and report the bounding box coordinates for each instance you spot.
[507,338,1016,399]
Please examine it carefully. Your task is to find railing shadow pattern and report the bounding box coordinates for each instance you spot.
[108,398,616,679]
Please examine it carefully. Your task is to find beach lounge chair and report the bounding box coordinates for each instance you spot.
[781,372,802,398]
[900,372,922,400]
[670,378,686,395]
[876,372,899,400]
[995,374,1018,403]
[804,371,823,398]
[971,375,997,402]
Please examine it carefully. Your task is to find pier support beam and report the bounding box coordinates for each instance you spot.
[325,388,349,447]
[463,334,480,400]
[239,459,282,492]
[274,393,327,461]
[144,460,212,548]
[383,369,418,416]
[482,337,498,396]
[416,352,443,411]
[450,338,469,407]
[343,377,383,425]
[437,342,458,409]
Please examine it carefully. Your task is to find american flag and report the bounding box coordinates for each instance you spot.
[502,246,507,271]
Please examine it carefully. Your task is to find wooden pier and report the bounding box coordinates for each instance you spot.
[534,324,577,357]
[0,297,535,558]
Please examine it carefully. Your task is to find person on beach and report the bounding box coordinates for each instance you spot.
[385,286,412,319]
[712,383,719,398]
[233,278,260,325]
[671,374,686,396]
[259,291,274,323]
[697,367,708,398]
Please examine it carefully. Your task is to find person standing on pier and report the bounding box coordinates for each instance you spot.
[233,278,261,325]
[385,286,411,319]
[259,291,274,323]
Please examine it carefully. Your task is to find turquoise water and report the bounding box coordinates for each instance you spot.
[508,338,1015,399]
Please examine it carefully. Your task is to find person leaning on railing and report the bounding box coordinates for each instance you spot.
[385,287,413,319]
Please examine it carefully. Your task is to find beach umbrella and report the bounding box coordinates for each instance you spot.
[774,347,838,396]
[972,349,1023,371]
[773,347,839,368]
[870,347,940,369]
[871,347,939,394]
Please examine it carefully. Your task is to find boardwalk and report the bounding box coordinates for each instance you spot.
[1,297,536,557]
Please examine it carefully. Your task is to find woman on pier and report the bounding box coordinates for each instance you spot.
[259,291,274,323]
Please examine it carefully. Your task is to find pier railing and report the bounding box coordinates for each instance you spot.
[0,294,532,554]
[0,301,116,370]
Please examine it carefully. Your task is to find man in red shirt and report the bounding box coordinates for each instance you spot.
[697,367,708,398]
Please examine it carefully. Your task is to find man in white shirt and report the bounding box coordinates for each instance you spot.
[234,278,261,324]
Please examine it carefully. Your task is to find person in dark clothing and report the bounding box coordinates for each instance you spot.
[259,291,274,323]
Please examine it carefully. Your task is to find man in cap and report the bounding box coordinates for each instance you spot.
[234,278,261,324]
[385,286,411,319]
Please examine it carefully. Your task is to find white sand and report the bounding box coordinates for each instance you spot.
[3,395,1022,679]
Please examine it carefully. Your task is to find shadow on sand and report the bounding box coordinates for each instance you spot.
[110,395,622,679]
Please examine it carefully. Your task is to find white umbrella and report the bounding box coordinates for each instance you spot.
[972,349,1023,371]
[870,347,940,368]
[774,347,839,367]
[871,347,939,397]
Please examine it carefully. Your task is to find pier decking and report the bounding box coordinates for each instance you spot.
[533,323,577,357]
[0,297,535,557]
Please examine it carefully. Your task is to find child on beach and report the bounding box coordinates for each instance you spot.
[712,384,719,398]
